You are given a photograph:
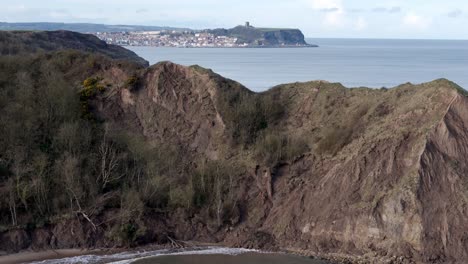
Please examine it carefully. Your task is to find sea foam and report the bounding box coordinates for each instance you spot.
[30,247,259,264]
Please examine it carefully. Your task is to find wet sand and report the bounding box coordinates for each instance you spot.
[0,249,92,264]
[135,252,332,264]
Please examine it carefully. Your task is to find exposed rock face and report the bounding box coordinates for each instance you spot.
[97,62,235,160]
[91,63,468,262]
[418,95,468,262]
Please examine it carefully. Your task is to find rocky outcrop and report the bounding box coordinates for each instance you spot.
[207,26,314,46]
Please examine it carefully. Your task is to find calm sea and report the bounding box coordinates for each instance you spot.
[128,38,468,92]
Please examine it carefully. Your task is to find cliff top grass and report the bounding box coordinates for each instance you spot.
[256,27,300,32]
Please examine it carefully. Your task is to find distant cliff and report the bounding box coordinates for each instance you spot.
[0,22,186,33]
[207,25,316,47]
[0,30,148,66]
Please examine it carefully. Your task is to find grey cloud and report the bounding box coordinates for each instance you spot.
[349,8,365,13]
[319,8,340,13]
[372,6,401,13]
[136,8,149,14]
[389,7,401,13]
[447,9,462,18]
[55,8,68,13]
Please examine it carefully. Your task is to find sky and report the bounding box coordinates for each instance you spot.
[2,0,468,39]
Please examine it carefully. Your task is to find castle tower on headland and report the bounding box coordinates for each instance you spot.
[245,21,251,27]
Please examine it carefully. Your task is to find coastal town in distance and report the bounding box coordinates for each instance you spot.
[94,30,240,47]
[93,22,315,48]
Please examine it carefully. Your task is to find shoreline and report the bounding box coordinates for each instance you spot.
[0,246,411,264]
[0,242,411,264]
[121,45,319,48]
[0,249,97,264]
[0,245,335,264]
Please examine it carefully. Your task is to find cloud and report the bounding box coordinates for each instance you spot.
[402,13,431,30]
[372,6,401,13]
[319,7,339,13]
[349,8,365,13]
[136,8,149,14]
[354,17,367,31]
[306,0,345,27]
[447,9,462,18]
[48,9,70,19]
[308,0,341,10]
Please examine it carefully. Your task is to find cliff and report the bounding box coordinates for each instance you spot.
[1,31,468,263]
[207,26,315,47]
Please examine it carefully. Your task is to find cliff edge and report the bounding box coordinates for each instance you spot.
[207,25,315,47]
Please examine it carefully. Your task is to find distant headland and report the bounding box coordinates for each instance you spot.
[0,21,317,48]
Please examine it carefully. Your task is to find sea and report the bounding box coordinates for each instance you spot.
[128,38,468,92]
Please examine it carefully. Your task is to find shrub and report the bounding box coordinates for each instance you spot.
[124,75,140,90]
[79,77,105,119]
[169,185,193,209]
[190,160,239,226]
[81,77,105,98]
[255,132,309,167]
[120,222,138,246]
[316,126,354,155]
[216,85,284,145]
[316,104,370,155]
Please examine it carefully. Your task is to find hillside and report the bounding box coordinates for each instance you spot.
[1,31,468,263]
[0,30,148,66]
[207,25,315,46]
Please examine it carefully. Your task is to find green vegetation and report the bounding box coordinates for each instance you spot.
[255,132,309,167]
[0,50,218,235]
[191,160,239,226]
[208,26,309,46]
[0,51,245,241]
[257,28,298,32]
[79,77,106,119]
[124,75,140,90]
[215,82,284,145]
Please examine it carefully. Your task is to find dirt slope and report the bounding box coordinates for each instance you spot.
[92,63,468,263]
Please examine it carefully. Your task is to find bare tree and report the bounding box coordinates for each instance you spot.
[98,127,122,189]
[61,153,96,231]
[215,165,223,228]
[7,179,17,226]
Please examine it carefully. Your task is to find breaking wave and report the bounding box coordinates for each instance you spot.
[30,247,259,264]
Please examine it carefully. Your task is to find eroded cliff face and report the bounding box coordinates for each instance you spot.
[218,80,468,263]
[94,64,468,262]
[96,62,231,160]
[417,95,468,263]
[2,58,468,263]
